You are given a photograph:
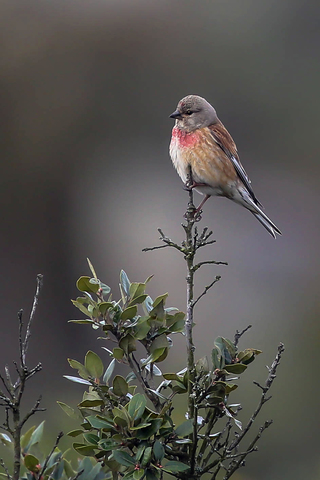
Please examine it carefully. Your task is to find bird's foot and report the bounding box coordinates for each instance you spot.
[183,180,207,191]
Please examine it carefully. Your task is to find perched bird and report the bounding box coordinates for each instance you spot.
[169,95,281,238]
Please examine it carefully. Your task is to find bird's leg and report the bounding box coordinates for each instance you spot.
[183,180,208,191]
[194,195,210,220]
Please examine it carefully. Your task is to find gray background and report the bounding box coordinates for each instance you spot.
[0,1,319,478]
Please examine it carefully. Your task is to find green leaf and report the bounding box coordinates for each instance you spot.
[133,319,151,340]
[21,425,36,451]
[150,334,169,352]
[120,270,131,296]
[153,440,164,461]
[76,276,100,294]
[129,423,152,431]
[103,358,116,384]
[163,373,181,381]
[214,337,236,366]
[57,401,78,419]
[112,375,129,397]
[86,415,115,430]
[0,433,12,448]
[99,302,113,315]
[175,419,193,437]
[145,470,160,480]
[67,429,84,437]
[69,319,95,325]
[121,305,138,321]
[78,399,104,408]
[26,421,44,449]
[169,318,185,333]
[101,282,111,296]
[63,375,91,385]
[73,443,96,456]
[113,449,135,466]
[113,347,124,360]
[127,393,147,420]
[141,348,166,366]
[24,454,40,473]
[163,461,189,473]
[67,358,90,379]
[141,446,152,467]
[224,363,247,374]
[195,356,209,374]
[135,419,163,440]
[129,282,146,300]
[83,433,99,445]
[129,294,148,306]
[119,334,136,354]
[87,258,98,280]
[71,300,92,318]
[85,351,104,378]
[211,347,220,370]
[133,469,145,480]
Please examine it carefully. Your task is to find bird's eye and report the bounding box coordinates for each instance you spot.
[186,110,192,115]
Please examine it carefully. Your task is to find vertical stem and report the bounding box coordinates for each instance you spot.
[184,187,196,420]
[12,409,21,480]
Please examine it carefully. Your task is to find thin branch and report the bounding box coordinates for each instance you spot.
[193,276,221,307]
[22,274,43,365]
[143,229,184,254]
[38,431,64,478]
[70,469,85,480]
[223,420,272,479]
[127,356,160,411]
[19,395,45,429]
[227,343,284,453]
[0,458,11,480]
[192,260,228,273]
[234,325,252,348]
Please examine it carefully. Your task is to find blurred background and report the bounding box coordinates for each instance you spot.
[0,0,319,478]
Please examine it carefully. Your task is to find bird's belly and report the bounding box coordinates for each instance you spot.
[170,138,231,197]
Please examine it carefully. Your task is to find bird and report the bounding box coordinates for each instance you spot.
[169,94,281,238]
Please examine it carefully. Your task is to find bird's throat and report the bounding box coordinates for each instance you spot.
[172,127,199,148]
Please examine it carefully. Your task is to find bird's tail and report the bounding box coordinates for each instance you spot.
[237,188,282,238]
[251,211,282,238]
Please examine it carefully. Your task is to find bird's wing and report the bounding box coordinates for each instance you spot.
[208,122,262,207]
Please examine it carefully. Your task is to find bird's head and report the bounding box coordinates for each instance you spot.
[170,95,218,132]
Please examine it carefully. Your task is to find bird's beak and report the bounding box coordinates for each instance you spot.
[169,109,183,120]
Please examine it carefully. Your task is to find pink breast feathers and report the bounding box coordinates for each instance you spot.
[172,127,199,148]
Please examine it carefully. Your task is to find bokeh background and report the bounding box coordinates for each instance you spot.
[0,1,319,478]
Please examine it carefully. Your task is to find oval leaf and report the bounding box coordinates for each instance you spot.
[113,375,129,397]
[85,351,104,378]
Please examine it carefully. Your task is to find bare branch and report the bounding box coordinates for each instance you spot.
[234,325,252,348]
[192,260,228,273]
[38,431,64,478]
[20,395,45,428]
[227,343,284,453]
[22,274,43,365]
[193,276,221,307]
[0,458,11,480]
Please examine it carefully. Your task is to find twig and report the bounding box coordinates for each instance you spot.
[38,431,64,478]
[227,343,284,453]
[71,469,85,480]
[234,325,252,348]
[192,260,228,273]
[193,276,221,307]
[0,458,11,480]
[22,274,43,365]
[142,229,184,254]
[20,395,45,428]
[223,420,272,479]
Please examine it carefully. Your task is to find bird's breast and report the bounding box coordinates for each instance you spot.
[170,126,238,197]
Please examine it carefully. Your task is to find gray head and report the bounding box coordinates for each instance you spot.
[169,95,218,132]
